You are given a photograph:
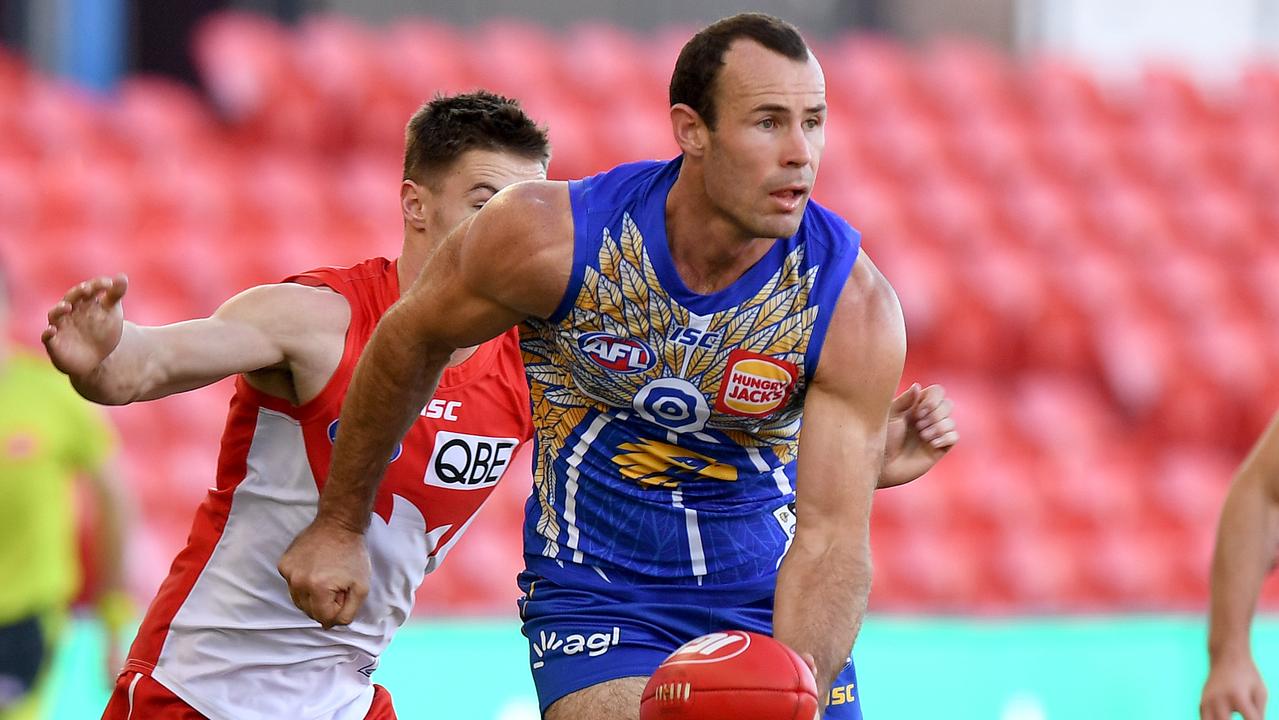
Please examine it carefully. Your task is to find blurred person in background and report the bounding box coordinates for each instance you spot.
[1201,410,1279,720]
[281,13,957,720]
[0,260,130,720]
[42,92,548,720]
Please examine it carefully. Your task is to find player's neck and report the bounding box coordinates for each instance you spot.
[396,235,429,299]
[396,235,478,368]
[666,170,775,295]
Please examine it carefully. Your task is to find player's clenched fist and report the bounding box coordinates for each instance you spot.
[279,518,372,629]
[1200,654,1267,720]
[42,274,129,377]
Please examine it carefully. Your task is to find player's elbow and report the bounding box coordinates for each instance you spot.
[1230,468,1279,511]
[70,374,137,406]
[376,300,456,360]
[473,181,569,266]
[794,526,872,587]
[847,546,873,596]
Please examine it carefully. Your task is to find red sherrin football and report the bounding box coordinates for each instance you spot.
[640,631,819,720]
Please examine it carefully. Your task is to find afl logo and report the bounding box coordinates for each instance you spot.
[578,332,656,374]
[714,350,798,418]
[328,419,403,463]
[665,631,752,666]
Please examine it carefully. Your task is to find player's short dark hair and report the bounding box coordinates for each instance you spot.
[402,91,550,183]
[669,13,810,130]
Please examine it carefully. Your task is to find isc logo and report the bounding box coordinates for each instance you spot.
[829,682,856,706]
[421,399,461,421]
[578,332,656,374]
[423,431,519,490]
[668,325,721,349]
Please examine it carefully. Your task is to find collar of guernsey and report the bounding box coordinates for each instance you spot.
[520,156,862,595]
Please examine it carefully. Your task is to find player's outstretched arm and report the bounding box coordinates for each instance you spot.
[774,252,905,697]
[279,180,571,628]
[1201,411,1279,720]
[42,274,346,405]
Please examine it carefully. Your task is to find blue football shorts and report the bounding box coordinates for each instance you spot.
[517,569,863,719]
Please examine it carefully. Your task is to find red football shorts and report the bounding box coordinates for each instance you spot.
[101,670,397,719]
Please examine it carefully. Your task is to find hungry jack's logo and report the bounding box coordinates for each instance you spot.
[714,350,798,418]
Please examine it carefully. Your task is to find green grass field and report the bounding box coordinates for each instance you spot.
[43,615,1279,719]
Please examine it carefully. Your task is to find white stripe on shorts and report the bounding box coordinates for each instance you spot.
[126,672,143,719]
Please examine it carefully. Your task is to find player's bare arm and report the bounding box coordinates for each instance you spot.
[1201,410,1279,720]
[278,180,572,627]
[42,274,350,406]
[773,251,906,697]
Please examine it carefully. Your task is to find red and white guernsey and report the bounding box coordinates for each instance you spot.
[122,258,532,720]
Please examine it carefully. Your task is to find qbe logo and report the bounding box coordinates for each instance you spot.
[423,431,519,491]
[578,332,656,374]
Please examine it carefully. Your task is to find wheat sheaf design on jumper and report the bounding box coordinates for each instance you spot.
[522,213,822,541]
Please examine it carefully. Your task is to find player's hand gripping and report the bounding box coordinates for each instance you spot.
[42,275,129,377]
[1201,653,1267,720]
[880,383,958,488]
[279,517,372,629]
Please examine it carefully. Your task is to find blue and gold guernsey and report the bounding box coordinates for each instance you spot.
[521,157,860,596]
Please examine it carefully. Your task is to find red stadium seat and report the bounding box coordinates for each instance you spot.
[467,20,562,102]
[0,45,27,98]
[192,11,296,122]
[945,445,1049,537]
[15,81,109,158]
[1124,118,1217,189]
[1148,448,1234,533]
[878,524,987,611]
[1083,174,1180,257]
[111,77,218,158]
[1135,65,1217,126]
[637,25,697,100]
[1138,249,1240,325]
[379,19,476,100]
[560,23,651,106]
[1085,526,1179,608]
[193,12,331,149]
[989,524,1086,611]
[826,34,920,113]
[921,39,1019,121]
[1038,450,1147,534]
[1169,181,1264,258]
[1026,57,1115,126]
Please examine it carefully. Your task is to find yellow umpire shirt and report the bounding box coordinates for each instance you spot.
[0,350,114,625]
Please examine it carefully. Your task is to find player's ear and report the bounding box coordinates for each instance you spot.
[400,179,428,231]
[670,104,708,158]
